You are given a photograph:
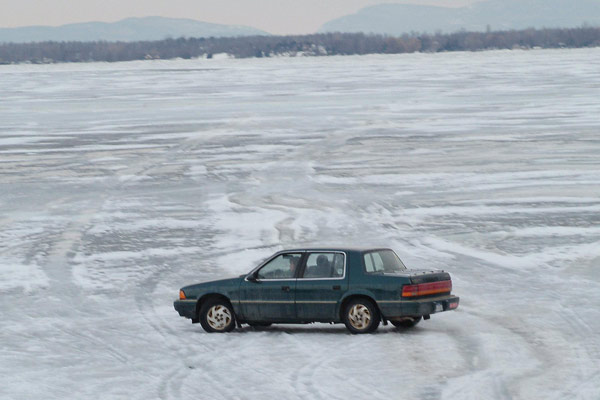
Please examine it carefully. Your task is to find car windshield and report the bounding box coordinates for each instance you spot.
[363,250,406,274]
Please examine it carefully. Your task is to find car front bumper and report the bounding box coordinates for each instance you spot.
[378,295,460,319]
[173,299,197,319]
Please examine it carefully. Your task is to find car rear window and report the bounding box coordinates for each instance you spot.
[363,250,406,274]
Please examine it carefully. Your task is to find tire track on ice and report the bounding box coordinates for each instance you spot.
[134,263,193,400]
[54,324,129,364]
[135,245,282,400]
[445,309,551,400]
[287,331,377,400]
[32,194,145,376]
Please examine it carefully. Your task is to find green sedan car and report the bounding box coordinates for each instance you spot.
[174,247,459,334]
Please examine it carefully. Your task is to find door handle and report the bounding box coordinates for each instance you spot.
[332,285,341,290]
[281,286,291,292]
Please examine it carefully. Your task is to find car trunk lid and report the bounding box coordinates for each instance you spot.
[401,269,452,298]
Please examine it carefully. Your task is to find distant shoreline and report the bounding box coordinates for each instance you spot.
[1,26,599,65]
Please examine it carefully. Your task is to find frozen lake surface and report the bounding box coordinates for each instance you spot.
[1,49,599,399]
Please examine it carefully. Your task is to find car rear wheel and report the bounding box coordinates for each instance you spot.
[343,298,380,334]
[391,316,422,328]
[199,298,236,333]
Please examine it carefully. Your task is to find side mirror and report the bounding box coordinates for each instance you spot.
[247,272,258,282]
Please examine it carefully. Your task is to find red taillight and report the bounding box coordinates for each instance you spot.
[402,280,452,297]
[402,284,419,297]
[179,290,186,300]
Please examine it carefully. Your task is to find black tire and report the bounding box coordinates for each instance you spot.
[247,322,272,328]
[391,316,422,328]
[199,298,236,333]
[342,298,380,334]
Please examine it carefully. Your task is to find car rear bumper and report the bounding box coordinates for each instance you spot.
[378,295,460,319]
[173,300,197,319]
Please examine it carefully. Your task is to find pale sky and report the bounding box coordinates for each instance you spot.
[2,0,481,35]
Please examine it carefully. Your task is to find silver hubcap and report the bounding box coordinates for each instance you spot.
[206,305,232,330]
[348,304,371,330]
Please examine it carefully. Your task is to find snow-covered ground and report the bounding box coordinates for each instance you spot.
[1,49,599,399]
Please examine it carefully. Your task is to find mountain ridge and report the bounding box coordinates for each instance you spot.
[0,16,269,43]
[319,0,600,35]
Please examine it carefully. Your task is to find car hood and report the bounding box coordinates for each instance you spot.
[181,277,243,298]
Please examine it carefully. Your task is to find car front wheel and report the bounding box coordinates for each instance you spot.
[343,298,380,334]
[199,298,236,333]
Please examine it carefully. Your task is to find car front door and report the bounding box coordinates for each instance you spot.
[239,252,304,322]
[295,252,348,321]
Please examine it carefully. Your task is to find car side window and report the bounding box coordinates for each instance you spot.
[372,252,384,271]
[364,253,374,272]
[364,252,384,273]
[256,253,302,279]
[301,252,345,279]
[364,250,406,273]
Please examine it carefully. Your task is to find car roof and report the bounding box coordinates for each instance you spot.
[280,247,393,253]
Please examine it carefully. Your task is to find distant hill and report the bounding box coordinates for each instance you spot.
[319,0,600,35]
[0,16,269,43]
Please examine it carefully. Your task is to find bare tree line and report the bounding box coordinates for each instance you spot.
[1,26,599,64]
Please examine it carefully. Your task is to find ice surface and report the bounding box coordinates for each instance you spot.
[1,49,599,399]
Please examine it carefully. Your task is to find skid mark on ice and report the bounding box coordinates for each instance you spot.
[41,192,109,298]
[453,306,582,399]
[550,371,600,400]
[544,305,600,399]
[285,332,377,400]
[54,324,129,364]
[134,264,191,400]
[157,368,187,400]
[442,372,513,400]
[441,329,518,400]
[134,244,282,399]
[289,338,331,400]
